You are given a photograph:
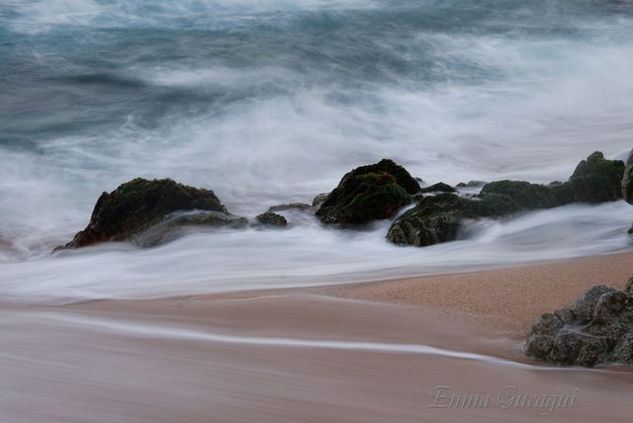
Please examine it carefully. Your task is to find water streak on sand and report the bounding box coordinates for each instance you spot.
[25,311,619,373]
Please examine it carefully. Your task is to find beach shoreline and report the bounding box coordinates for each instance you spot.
[2,251,633,422]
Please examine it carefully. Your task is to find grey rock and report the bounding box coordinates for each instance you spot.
[524,279,633,367]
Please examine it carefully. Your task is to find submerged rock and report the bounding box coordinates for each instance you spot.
[387,193,522,247]
[256,212,288,227]
[420,182,456,194]
[524,279,633,367]
[133,210,248,248]
[312,193,329,208]
[456,180,486,188]
[388,152,624,247]
[267,203,311,213]
[316,159,420,225]
[55,178,239,249]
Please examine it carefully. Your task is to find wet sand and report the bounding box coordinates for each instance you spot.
[2,251,633,422]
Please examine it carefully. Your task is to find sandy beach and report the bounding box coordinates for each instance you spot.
[1,251,632,422]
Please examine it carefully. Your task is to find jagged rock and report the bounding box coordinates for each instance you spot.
[388,152,624,247]
[256,212,288,227]
[420,182,456,194]
[524,279,633,367]
[316,159,420,225]
[55,178,238,249]
[267,203,311,213]
[622,149,633,204]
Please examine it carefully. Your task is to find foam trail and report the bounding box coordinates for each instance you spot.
[27,311,616,373]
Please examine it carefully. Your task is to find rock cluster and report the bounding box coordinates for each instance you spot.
[387,152,624,247]
[524,279,633,367]
[56,151,627,252]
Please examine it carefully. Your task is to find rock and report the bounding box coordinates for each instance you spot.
[524,279,633,367]
[622,149,633,204]
[420,182,456,193]
[456,180,486,188]
[267,203,311,213]
[479,180,559,209]
[316,159,420,225]
[564,151,625,203]
[132,211,247,247]
[255,212,288,227]
[387,193,523,247]
[55,178,234,249]
[388,152,624,247]
[570,285,616,324]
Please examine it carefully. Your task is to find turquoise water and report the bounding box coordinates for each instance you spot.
[1,1,633,299]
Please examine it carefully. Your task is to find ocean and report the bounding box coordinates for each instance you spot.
[1,0,633,300]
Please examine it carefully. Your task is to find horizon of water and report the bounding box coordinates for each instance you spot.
[1,0,633,301]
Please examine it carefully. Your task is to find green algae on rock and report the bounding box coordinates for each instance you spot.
[316,159,420,225]
[55,178,236,250]
[388,152,625,247]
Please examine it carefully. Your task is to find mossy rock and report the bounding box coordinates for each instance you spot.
[479,180,559,209]
[387,193,523,247]
[56,178,230,249]
[256,212,288,227]
[388,152,624,248]
[316,159,420,225]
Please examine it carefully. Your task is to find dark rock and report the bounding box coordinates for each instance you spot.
[267,203,311,213]
[524,279,633,367]
[55,178,233,249]
[528,313,563,336]
[612,333,633,363]
[547,330,587,365]
[591,291,629,325]
[622,149,633,204]
[570,285,616,324]
[388,152,624,247]
[420,182,456,194]
[575,336,612,367]
[524,334,554,359]
[316,159,420,225]
[387,193,523,247]
[255,212,288,227]
[624,277,633,295]
[479,180,559,209]
[564,151,625,203]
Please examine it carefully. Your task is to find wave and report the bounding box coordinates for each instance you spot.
[1,0,633,299]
